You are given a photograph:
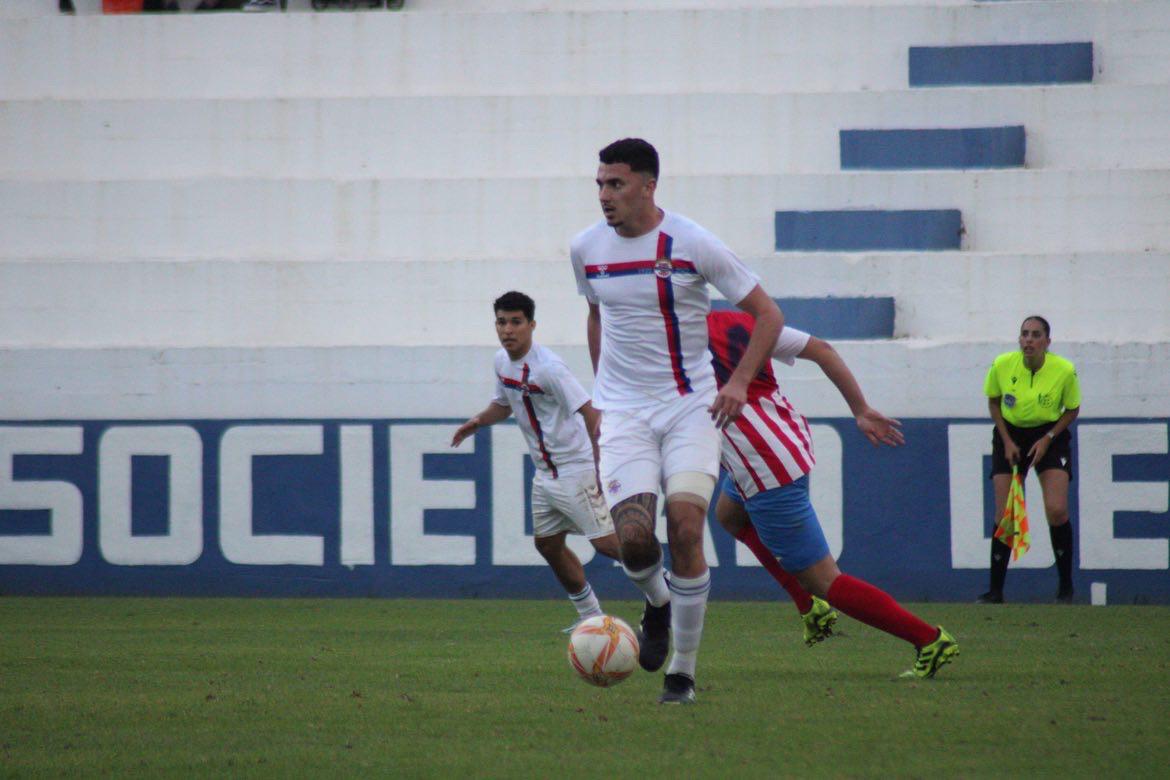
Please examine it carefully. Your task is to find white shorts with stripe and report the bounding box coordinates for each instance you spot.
[598,391,722,507]
[531,467,615,539]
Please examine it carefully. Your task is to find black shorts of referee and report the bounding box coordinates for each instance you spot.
[990,421,1073,480]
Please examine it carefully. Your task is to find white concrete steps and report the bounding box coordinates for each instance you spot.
[2,2,1166,100]
[3,168,1166,260]
[3,340,1167,419]
[754,252,1170,342]
[1,251,1163,348]
[4,84,1168,180]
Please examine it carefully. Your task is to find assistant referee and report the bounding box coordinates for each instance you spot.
[978,315,1081,604]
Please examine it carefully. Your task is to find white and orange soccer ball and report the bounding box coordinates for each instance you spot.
[566,615,640,688]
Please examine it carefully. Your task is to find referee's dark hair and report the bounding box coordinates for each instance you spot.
[494,291,535,322]
[1022,315,1051,338]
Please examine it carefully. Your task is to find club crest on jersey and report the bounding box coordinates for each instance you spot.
[607,479,622,495]
[654,258,673,278]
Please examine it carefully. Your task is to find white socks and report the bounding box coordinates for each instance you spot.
[665,569,710,679]
[568,582,603,620]
[622,556,671,608]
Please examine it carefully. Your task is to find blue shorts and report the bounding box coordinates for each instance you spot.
[720,472,830,573]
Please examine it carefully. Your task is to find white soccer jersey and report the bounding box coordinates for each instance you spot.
[571,210,760,410]
[491,343,595,477]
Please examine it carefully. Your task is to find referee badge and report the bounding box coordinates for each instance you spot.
[1004,394,1016,408]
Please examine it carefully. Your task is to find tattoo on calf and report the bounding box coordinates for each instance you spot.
[612,493,658,547]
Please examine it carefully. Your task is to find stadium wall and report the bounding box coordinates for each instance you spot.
[2,342,1168,604]
[1,1,1167,603]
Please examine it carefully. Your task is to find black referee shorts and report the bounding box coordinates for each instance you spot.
[990,421,1073,480]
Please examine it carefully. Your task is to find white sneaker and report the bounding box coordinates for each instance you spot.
[241,0,278,11]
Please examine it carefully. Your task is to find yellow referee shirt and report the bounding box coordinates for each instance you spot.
[984,351,1081,427]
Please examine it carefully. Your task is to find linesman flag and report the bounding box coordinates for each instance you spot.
[994,465,1031,560]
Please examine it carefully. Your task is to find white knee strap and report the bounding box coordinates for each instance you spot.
[664,471,716,510]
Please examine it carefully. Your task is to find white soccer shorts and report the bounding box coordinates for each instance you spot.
[598,391,721,507]
[531,467,615,539]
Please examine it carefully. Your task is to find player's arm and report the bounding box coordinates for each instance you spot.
[586,303,602,375]
[988,397,1020,464]
[799,337,904,447]
[450,402,512,447]
[710,285,783,428]
[576,401,602,465]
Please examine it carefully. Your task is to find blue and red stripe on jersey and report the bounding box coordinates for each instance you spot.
[655,232,693,396]
[582,258,698,278]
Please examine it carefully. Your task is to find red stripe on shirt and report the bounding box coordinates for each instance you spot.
[758,396,814,473]
[520,363,558,478]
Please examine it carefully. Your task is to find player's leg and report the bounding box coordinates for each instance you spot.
[1038,466,1074,602]
[532,473,604,630]
[749,475,957,678]
[716,478,815,614]
[598,410,672,668]
[655,396,721,704]
[589,533,621,561]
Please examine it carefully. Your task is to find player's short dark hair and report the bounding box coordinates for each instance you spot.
[494,291,535,321]
[599,138,659,179]
[1022,315,1051,337]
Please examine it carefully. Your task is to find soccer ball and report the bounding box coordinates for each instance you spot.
[567,615,640,688]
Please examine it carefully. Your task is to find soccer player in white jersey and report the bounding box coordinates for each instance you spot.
[708,308,960,679]
[451,291,623,631]
[570,138,783,704]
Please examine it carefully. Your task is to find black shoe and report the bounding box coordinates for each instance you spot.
[1055,585,1074,604]
[636,599,670,672]
[657,672,695,705]
[976,590,1004,604]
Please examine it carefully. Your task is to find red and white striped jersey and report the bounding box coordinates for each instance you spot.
[492,343,594,478]
[708,310,816,499]
[570,210,760,410]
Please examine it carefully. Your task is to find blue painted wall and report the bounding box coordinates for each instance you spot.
[909,43,1093,86]
[840,126,1026,169]
[712,297,895,340]
[2,418,1167,604]
[775,209,963,251]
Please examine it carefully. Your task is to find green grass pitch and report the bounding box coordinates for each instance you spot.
[2,597,1168,777]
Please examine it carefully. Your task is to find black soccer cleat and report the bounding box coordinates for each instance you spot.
[636,599,671,672]
[1055,585,1074,604]
[975,590,1004,604]
[657,672,696,705]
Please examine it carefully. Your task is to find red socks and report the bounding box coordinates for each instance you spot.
[827,573,937,647]
[732,522,813,614]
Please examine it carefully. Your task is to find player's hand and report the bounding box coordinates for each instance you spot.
[450,419,478,447]
[1004,439,1022,465]
[709,381,747,429]
[856,408,904,447]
